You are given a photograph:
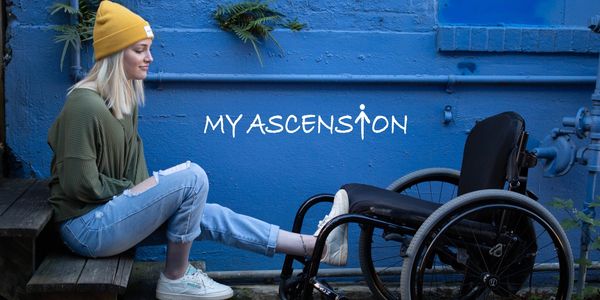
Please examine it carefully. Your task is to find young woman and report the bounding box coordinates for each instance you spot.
[47,1,348,300]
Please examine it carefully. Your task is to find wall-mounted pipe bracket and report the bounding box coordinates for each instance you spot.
[446,75,456,93]
[443,105,453,125]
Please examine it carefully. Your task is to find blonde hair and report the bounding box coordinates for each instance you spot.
[68,50,145,119]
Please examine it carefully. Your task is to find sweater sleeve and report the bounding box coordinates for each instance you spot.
[60,157,133,203]
[57,99,134,202]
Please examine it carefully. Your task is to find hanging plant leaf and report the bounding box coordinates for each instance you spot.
[49,0,99,71]
[50,3,81,16]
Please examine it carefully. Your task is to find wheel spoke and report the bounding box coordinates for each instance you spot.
[424,237,486,278]
[493,283,526,299]
[458,285,487,300]
[471,225,491,273]
[428,181,434,202]
[363,175,460,299]
[377,260,402,274]
[497,233,550,277]
[372,254,402,263]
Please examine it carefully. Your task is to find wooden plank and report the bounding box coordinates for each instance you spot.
[0,178,35,216]
[26,252,86,293]
[114,251,135,293]
[28,291,116,300]
[77,256,120,293]
[0,180,52,237]
[28,252,135,295]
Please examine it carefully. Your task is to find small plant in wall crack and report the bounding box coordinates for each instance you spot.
[214,1,306,66]
[49,0,99,70]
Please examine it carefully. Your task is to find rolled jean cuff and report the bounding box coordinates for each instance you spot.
[265,224,280,257]
[167,230,201,244]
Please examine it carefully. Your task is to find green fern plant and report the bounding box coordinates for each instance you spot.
[49,0,99,70]
[214,1,305,66]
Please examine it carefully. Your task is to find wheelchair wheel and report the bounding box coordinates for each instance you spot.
[359,168,460,299]
[400,189,573,300]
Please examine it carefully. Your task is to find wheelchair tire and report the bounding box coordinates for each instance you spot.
[359,168,460,299]
[400,189,574,300]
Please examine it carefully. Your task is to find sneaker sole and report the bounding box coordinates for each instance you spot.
[329,189,349,266]
[337,227,348,265]
[156,289,234,300]
[323,226,348,266]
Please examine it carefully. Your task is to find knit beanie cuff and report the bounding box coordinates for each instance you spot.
[94,21,153,60]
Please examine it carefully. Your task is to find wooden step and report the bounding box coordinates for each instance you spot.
[27,250,134,300]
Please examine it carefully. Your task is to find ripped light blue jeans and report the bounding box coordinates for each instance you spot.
[59,161,279,258]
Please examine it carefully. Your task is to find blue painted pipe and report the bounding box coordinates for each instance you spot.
[533,146,558,160]
[72,68,598,85]
[69,0,84,81]
[143,72,596,85]
[528,18,600,296]
[594,51,600,101]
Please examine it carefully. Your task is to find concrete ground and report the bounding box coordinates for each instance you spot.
[123,261,377,300]
[125,261,600,299]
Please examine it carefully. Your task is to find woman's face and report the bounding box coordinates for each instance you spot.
[123,39,153,80]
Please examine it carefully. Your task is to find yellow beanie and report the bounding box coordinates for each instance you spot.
[93,0,154,60]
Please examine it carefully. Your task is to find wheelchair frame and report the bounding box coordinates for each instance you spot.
[279,194,408,300]
[278,112,574,300]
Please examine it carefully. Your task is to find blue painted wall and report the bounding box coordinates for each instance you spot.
[440,0,560,25]
[5,0,600,271]
[439,0,597,26]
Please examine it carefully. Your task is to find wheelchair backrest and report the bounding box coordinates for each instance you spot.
[457,111,525,196]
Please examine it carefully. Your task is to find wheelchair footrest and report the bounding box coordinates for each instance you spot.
[309,278,348,300]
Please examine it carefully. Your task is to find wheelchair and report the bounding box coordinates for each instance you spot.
[279,112,574,299]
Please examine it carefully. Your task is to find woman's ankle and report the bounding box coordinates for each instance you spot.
[163,263,189,280]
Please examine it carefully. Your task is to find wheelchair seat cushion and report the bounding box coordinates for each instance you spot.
[342,183,441,227]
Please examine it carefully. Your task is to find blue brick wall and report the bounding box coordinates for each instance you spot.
[5,0,600,271]
[437,26,600,53]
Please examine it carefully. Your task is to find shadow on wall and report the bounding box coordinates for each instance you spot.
[3,145,38,178]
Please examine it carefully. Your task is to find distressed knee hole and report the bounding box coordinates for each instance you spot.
[157,161,207,185]
[124,175,159,197]
[158,161,192,176]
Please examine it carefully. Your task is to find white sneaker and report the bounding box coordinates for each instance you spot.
[156,264,234,300]
[314,189,349,266]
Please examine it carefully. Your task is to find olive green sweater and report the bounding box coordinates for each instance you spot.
[47,88,149,222]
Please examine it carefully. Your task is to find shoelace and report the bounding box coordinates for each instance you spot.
[316,214,332,232]
[188,269,218,288]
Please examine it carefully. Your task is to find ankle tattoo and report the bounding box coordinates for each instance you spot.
[299,235,309,258]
